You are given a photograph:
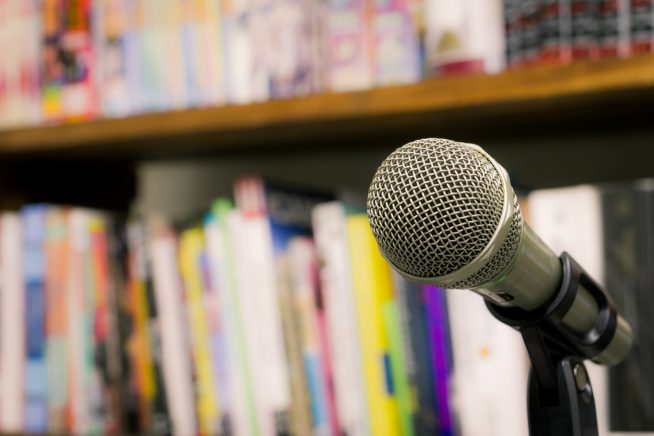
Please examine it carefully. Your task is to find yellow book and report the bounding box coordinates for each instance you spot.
[179,228,221,435]
[347,215,400,436]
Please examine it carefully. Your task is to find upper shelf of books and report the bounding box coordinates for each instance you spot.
[2,55,654,158]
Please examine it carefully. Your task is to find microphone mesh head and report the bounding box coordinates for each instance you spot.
[367,138,523,288]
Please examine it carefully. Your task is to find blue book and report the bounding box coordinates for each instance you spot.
[22,205,49,432]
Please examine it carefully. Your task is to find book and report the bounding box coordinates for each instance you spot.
[23,205,49,433]
[179,226,222,435]
[598,0,631,58]
[42,0,67,121]
[149,220,197,435]
[392,276,440,436]
[346,214,400,436]
[425,0,505,75]
[503,0,523,67]
[539,0,573,65]
[44,207,70,433]
[233,177,333,435]
[527,185,610,434]
[206,199,262,436]
[312,202,369,436]
[601,180,654,432]
[445,288,529,436]
[0,213,25,432]
[126,220,172,434]
[288,236,340,436]
[571,0,600,60]
[630,0,654,54]
[325,0,375,92]
[372,0,422,85]
[519,0,541,66]
[423,286,454,436]
[222,0,255,103]
[95,0,133,117]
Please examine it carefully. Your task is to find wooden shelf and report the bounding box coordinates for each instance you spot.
[3,55,654,158]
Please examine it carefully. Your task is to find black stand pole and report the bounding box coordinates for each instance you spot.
[486,252,620,436]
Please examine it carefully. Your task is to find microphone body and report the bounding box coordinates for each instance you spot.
[367,138,632,366]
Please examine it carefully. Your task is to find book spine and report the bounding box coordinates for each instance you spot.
[325,0,374,92]
[288,237,333,436]
[61,0,99,120]
[571,0,600,60]
[23,205,49,433]
[179,227,222,435]
[630,0,654,53]
[149,225,198,435]
[0,214,25,432]
[424,286,453,436]
[504,0,524,68]
[383,299,415,436]
[44,208,69,433]
[372,0,422,85]
[392,274,439,436]
[222,0,253,103]
[520,0,542,66]
[42,0,66,122]
[540,0,573,65]
[346,215,400,436]
[598,0,631,57]
[211,199,262,436]
[312,202,369,436]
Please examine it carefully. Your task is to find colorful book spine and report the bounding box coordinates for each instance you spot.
[126,220,172,434]
[61,0,99,120]
[325,0,375,92]
[598,0,631,58]
[392,275,440,436]
[630,0,654,53]
[179,227,222,435]
[424,286,453,436]
[23,205,49,433]
[42,0,66,121]
[0,213,25,432]
[346,214,400,436]
[373,0,422,85]
[312,202,369,436]
[45,208,70,433]
[288,237,340,436]
[95,0,133,117]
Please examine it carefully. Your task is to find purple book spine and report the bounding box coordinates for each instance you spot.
[424,285,453,436]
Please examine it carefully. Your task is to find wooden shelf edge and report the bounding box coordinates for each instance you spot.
[2,54,654,155]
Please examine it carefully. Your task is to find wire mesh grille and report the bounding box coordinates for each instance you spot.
[367,138,508,278]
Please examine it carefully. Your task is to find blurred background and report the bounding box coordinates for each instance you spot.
[0,0,653,435]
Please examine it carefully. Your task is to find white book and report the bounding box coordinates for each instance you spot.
[227,210,276,436]
[425,0,504,75]
[527,185,610,435]
[312,202,369,436]
[222,0,255,104]
[204,215,252,436]
[149,223,197,436]
[446,289,529,436]
[0,213,25,432]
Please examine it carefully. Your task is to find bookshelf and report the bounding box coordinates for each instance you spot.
[3,55,654,158]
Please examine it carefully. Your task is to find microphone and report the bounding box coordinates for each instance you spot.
[367,138,632,366]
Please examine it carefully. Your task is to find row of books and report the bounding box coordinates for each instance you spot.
[0,176,651,435]
[5,0,652,131]
[505,0,654,67]
[0,176,533,435]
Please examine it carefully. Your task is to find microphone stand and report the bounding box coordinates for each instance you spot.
[486,252,620,436]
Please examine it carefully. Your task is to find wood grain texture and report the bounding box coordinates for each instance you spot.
[2,55,654,157]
